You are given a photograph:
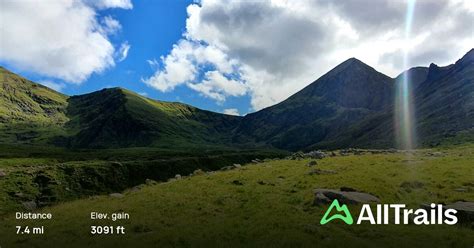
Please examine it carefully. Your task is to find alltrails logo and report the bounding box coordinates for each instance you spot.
[320,200,458,225]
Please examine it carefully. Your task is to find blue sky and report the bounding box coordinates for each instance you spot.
[1,0,472,116]
[1,0,252,115]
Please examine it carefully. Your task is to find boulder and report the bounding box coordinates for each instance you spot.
[314,189,380,205]
[109,193,124,198]
[233,164,242,168]
[220,166,234,171]
[193,169,205,175]
[175,174,182,180]
[306,150,326,159]
[145,179,157,185]
[444,201,474,224]
[0,170,6,178]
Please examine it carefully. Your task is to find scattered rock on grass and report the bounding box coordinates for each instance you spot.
[193,169,205,175]
[314,189,380,205]
[220,166,234,171]
[109,193,124,198]
[0,170,6,178]
[145,179,157,185]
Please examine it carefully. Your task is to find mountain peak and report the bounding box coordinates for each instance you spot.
[456,48,474,66]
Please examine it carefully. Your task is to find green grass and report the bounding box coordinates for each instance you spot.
[0,144,286,215]
[1,145,473,247]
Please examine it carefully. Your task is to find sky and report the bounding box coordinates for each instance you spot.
[0,0,472,116]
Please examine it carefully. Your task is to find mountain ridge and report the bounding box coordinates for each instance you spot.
[1,49,472,150]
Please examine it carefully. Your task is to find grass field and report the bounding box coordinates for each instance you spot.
[0,144,473,247]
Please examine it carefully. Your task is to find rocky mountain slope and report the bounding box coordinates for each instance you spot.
[1,49,472,150]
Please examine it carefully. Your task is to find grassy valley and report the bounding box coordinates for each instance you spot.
[1,144,473,247]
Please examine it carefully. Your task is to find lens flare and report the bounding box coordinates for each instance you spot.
[395,0,417,150]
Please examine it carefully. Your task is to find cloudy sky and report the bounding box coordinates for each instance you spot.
[0,0,472,115]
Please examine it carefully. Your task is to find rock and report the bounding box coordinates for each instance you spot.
[306,150,326,159]
[307,169,336,175]
[22,201,37,210]
[444,201,474,224]
[145,179,157,185]
[0,170,6,178]
[220,166,234,171]
[233,164,242,168]
[290,151,305,160]
[130,185,144,192]
[313,189,380,205]
[109,193,124,198]
[175,174,182,180]
[193,169,205,175]
[251,159,262,164]
[306,161,318,167]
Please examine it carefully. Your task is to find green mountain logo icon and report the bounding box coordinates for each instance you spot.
[320,199,354,225]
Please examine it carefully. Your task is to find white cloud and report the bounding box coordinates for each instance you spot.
[144,0,473,111]
[85,0,133,9]
[39,80,66,92]
[187,71,246,102]
[143,39,239,93]
[223,108,240,116]
[100,16,122,35]
[0,0,132,83]
[147,59,160,69]
[117,42,131,62]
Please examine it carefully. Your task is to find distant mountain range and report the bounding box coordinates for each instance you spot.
[1,49,472,151]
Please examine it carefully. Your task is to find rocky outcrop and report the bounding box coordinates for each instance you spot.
[314,188,380,205]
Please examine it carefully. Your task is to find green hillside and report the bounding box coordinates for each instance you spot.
[1,50,472,150]
[62,87,242,148]
[0,67,68,144]
[0,67,242,149]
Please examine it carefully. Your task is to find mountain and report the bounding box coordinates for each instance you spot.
[62,88,241,148]
[0,67,241,148]
[233,58,395,150]
[413,49,474,145]
[1,49,472,150]
[234,50,474,150]
[0,67,68,143]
